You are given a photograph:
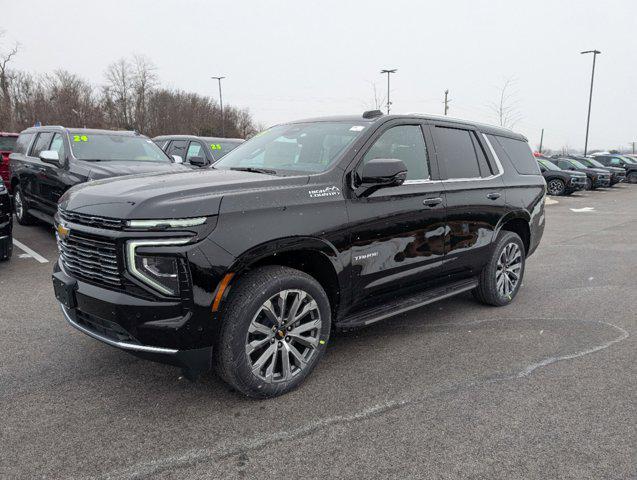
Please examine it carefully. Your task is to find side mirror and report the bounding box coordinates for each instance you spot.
[188,156,207,167]
[40,150,60,165]
[171,155,184,164]
[357,158,408,194]
[539,166,546,172]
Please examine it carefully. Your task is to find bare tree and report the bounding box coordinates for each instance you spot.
[131,55,157,133]
[489,77,522,129]
[367,81,386,111]
[0,30,20,130]
[103,58,135,129]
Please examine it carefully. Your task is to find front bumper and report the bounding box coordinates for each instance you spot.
[594,177,611,188]
[568,177,587,190]
[53,260,214,374]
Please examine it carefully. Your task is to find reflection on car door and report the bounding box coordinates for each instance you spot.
[346,121,447,311]
[39,133,71,216]
[432,123,506,278]
[24,132,54,208]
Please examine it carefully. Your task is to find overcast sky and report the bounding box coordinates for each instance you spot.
[2,0,636,151]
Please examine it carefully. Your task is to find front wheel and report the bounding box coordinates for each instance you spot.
[13,186,37,225]
[547,178,566,196]
[627,172,637,184]
[215,265,331,398]
[584,177,593,190]
[0,234,12,261]
[473,231,526,307]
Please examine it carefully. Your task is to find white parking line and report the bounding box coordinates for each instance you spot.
[12,239,49,263]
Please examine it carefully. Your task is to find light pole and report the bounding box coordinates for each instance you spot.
[581,50,601,155]
[380,69,397,114]
[211,76,225,137]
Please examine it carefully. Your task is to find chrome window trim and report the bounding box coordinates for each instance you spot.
[126,238,190,296]
[60,305,178,354]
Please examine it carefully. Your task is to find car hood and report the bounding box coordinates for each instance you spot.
[580,167,608,175]
[59,168,309,219]
[568,171,587,177]
[76,160,189,180]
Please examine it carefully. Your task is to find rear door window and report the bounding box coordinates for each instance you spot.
[434,126,480,179]
[30,132,54,158]
[186,142,207,164]
[493,136,540,175]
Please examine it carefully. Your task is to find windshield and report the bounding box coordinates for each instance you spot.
[0,136,17,151]
[70,133,171,162]
[208,141,242,160]
[584,158,605,168]
[538,159,560,171]
[619,156,636,164]
[214,122,369,174]
[568,159,587,169]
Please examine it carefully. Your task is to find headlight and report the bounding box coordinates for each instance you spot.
[127,217,206,229]
[126,238,190,295]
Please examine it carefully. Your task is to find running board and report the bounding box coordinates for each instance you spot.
[28,209,55,225]
[338,278,479,330]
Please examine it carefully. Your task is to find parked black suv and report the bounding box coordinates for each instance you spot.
[52,113,545,397]
[566,155,626,185]
[548,157,611,189]
[153,135,244,167]
[591,154,637,183]
[0,175,12,261]
[537,157,586,195]
[9,127,189,225]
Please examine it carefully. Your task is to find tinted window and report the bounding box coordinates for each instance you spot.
[50,133,66,159]
[362,125,429,181]
[186,142,206,163]
[558,160,573,170]
[30,132,53,157]
[166,140,188,158]
[435,127,480,179]
[494,136,539,175]
[471,133,493,176]
[0,136,17,151]
[14,133,34,154]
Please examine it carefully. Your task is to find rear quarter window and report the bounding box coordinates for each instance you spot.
[13,133,34,154]
[492,135,540,175]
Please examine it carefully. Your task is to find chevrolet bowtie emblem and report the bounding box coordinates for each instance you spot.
[57,223,70,239]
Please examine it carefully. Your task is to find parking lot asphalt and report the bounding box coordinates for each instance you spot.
[1,186,636,480]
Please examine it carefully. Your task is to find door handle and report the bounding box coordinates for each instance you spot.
[486,192,501,200]
[423,197,443,207]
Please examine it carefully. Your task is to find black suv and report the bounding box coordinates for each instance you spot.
[537,157,586,195]
[153,135,244,167]
[9,127,189,226]
[548,157,611,189]
[591,154,637,183]
[0,175,12,261]
[566,155,626,185]
[52,112,545,398]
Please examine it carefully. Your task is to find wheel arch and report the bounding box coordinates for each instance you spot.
[496,212,531,254]
[225,237,344,320]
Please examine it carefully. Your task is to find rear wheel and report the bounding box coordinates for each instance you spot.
[547,178,566,196]
[215,265,331,398]
[473,231,526,307]
[13,186,36,225]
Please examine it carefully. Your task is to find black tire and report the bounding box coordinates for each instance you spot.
[584,177,593,190]
[546,178,566,196]
[215,265,331,398]
[627,172,637,184]
[473,231,526,307]
[13,186,37,225]
[0,235,12,261]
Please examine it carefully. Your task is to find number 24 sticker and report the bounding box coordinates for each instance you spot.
[73,135,88,142]
[210,143,222,150]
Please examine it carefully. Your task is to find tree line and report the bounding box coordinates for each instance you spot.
[0,38,260,138]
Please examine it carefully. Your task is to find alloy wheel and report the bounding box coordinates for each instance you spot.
[495,242,522,298]
[547,179,565,196]
[246,289,322,383]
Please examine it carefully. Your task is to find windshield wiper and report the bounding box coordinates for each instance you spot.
[229,167,278,175]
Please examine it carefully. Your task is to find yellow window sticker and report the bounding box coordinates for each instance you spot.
[210,144,222,150]
[73,135,88,142]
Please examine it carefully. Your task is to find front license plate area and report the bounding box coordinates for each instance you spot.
[53,276,77,309]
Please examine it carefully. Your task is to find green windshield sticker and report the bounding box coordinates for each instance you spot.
[210,143,222,150]
[73,135,88,142]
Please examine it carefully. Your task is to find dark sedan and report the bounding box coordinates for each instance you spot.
[537,158,586,195]
[548,158,611,190]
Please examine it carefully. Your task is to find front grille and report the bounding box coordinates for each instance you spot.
[59,209,125,230]
[58,232,122,288]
